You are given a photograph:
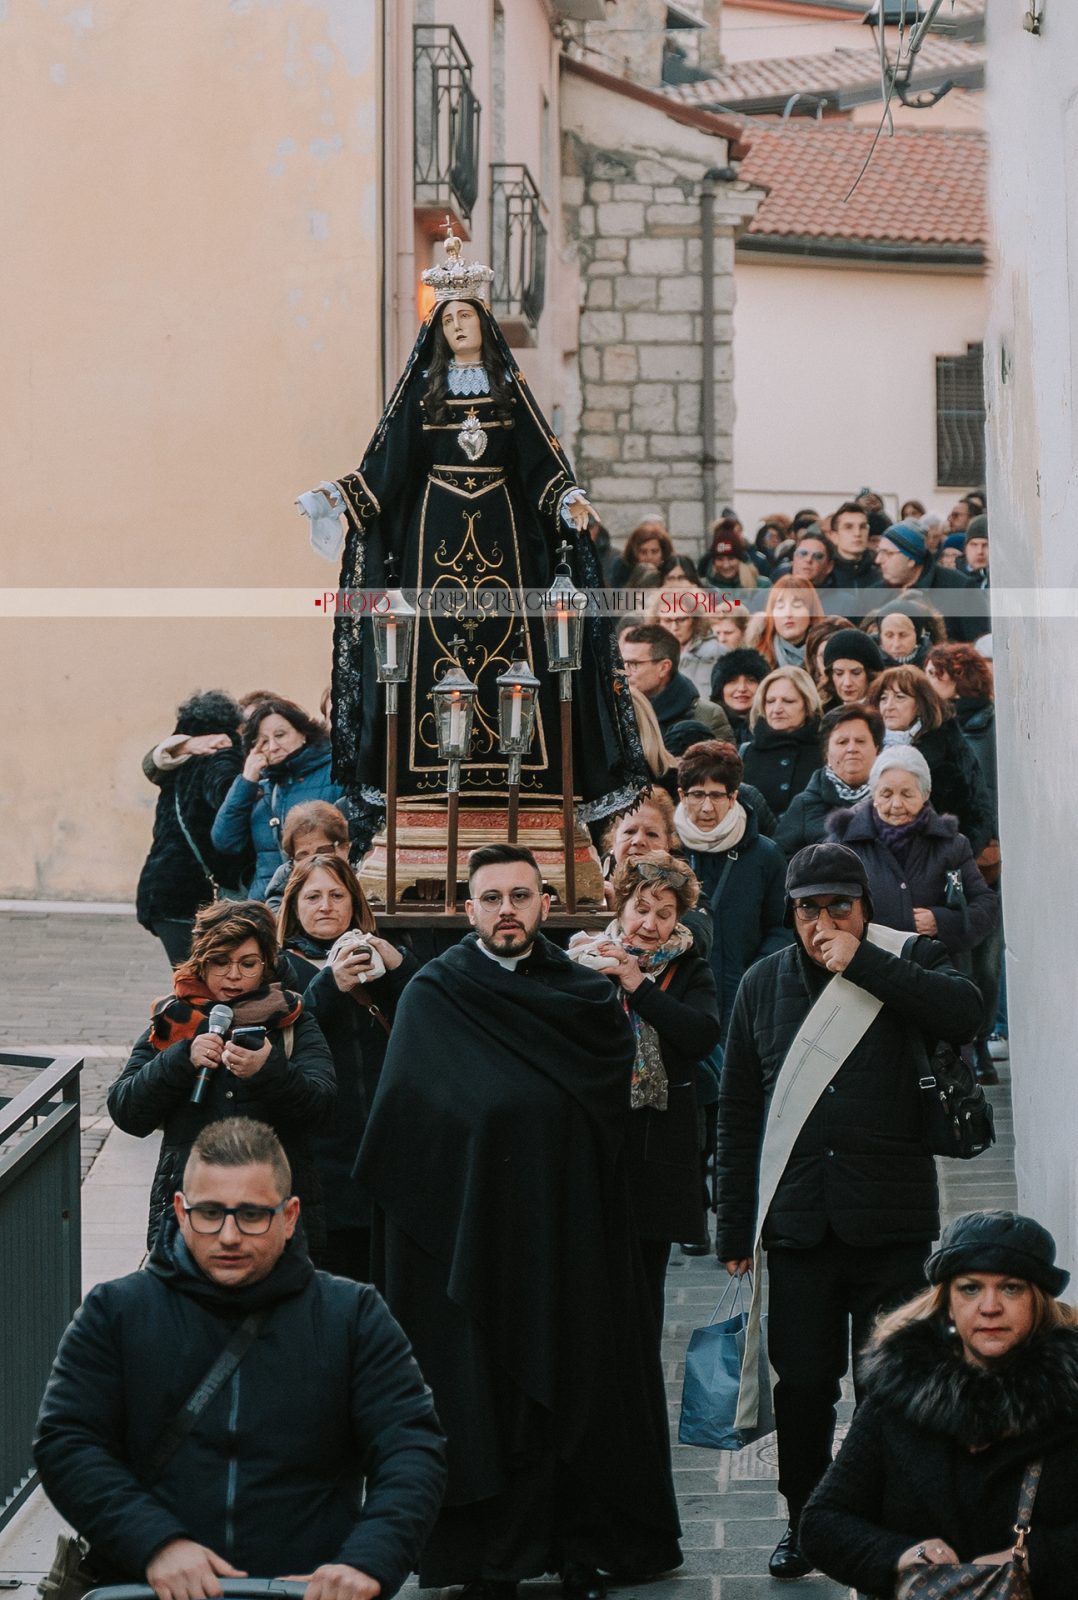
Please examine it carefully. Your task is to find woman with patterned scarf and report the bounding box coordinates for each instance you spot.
[108,900,336,1253]
[568,851,720,1345]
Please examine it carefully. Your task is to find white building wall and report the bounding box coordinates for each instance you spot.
[732,255,987,527]
[985,0,1078,1275]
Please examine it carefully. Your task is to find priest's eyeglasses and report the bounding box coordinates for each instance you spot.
[179,1198,290,1235]
[476,888,537,909]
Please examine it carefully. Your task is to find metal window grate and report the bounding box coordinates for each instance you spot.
[414,26,481,222]
[490,164,547,329]
[936,342,986,487]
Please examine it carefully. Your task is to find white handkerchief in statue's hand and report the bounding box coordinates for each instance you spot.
[297,483,345,562]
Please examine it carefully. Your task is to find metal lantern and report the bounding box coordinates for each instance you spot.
[371,590,416,685]
[542,562,585,674]
[432,663,478,761]
[496,657,540,755]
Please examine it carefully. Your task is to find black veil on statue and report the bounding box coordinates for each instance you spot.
[326,296,648,831]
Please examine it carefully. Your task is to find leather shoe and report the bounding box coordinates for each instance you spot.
[562,1565,607,1600]
[974,1039,1000,1086]
[680,1239,711,1256]
[768,1524,811,1581]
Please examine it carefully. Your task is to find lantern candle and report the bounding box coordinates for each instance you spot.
[449,694,463,753]
[557,609,569,661]
[510,685,522,741]
[385,619,398,671]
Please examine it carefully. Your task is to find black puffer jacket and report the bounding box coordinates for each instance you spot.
[828,801,999,955]
[740,720,822,816]
[108,1008,336,1251]
[622,950,721,1242]
[33,1218,446,1591]
[283,948,418,1232]
[774,767,862,858]
[136,743,249,927]
[715,934,982,1261]
[801,1318,1078,1598]
[954,695,998,833]
[913,718,994,855]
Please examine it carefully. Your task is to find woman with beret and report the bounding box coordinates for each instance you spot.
[801,1211,1078,1599]
[820,628,885,710]
[826,746,998,959]
[710,647,770,748]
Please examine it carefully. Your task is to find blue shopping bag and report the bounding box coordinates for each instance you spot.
[677,1272,775,1450]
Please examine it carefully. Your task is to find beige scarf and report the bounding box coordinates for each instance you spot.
[674,798,748,854]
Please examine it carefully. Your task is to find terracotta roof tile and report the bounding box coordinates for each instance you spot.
[736,122,986,248]
[666,35,983,109]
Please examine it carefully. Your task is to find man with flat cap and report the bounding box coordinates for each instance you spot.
[715,842,982,1579]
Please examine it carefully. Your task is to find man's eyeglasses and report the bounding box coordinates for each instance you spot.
[476,888,537,910]
[684,788,730,806]
[792,898,857,923]
[795,550,828,563]
[180,1199,290,1235]
[620,657,653,672]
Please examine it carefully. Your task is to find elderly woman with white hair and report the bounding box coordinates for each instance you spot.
[826,745,998,955]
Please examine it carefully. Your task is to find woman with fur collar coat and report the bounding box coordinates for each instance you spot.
[801,1211,1078,1598]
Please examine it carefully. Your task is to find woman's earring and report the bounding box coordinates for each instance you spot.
[946,1321,958,1338]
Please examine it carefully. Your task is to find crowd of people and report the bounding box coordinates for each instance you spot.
[30,484,1068,1600]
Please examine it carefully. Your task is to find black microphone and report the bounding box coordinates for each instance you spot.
[190,1004,233,1105]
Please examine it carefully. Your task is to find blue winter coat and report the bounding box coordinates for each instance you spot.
[680,799,792,1038]
[827,800,999,955]
[211,742,343,899]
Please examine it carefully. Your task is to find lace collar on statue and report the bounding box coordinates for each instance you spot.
[447,363,491,397]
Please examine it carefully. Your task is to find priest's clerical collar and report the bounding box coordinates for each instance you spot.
[474,937,534,971]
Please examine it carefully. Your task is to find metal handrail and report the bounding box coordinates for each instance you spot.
[414,24,482,221]
[490,163,547,329]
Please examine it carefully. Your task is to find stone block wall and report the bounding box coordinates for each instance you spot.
[562,132,742,549]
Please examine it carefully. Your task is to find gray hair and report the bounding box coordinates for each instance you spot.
[869,747,932,798]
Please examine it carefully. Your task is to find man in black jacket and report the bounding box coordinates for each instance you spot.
[34,1119,446,1600]
[715,844,981,1581]
[875,520,987,643]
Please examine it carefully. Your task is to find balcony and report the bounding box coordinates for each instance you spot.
[414,25,481,232]
[490,164,548,347]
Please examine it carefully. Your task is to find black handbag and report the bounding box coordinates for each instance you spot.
[894,1459,1040,1598]
[919,1040,995,1160]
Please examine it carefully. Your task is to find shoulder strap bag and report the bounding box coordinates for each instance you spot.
[174,789,246,902]
[38,1310,267,1600]
[733,923,910,1433]
[894,1459,1042,1598]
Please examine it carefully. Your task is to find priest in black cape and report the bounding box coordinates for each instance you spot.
[355,845,682,1597]
[299,230,647,829]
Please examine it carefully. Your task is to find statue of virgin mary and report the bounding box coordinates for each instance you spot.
[299,230,646,859]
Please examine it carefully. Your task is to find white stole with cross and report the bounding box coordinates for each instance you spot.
[734,923,912,1431]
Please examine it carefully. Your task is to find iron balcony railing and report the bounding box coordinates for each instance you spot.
[490,164,548,330]
[0,1051,83,1531]
[414,25,481,222]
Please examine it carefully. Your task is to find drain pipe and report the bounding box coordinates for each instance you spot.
[699,166,737,538]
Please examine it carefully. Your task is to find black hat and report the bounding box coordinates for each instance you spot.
[664,718,713,757]
[966,513,989,541]
[713,648,770,694]
[783,842,872,927]
[926,1211,1069,1296]
[821,628,884,675]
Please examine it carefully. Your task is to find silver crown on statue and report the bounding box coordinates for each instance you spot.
[421,218,495,307]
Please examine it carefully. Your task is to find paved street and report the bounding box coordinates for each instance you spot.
[0,907,1017,1600]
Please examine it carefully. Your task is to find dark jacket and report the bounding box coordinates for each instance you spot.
[649,671,734,744]
[828,802,999,955]
[740,720,823,816]
[908,561,987,644]
[33,1220,446,1592]
[108,1008,336,1251]
[774,766,863,859]
[136,743,248,926]
[801,1318,1078,1599]
[715,934,982,1261]
[953,695,998,834]
[681,800,791,1037]
[830,551,880,622]
[283,948,418,1232]
[914,718,995,855]
[211,743,344,900]
[623,950,721,1242]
